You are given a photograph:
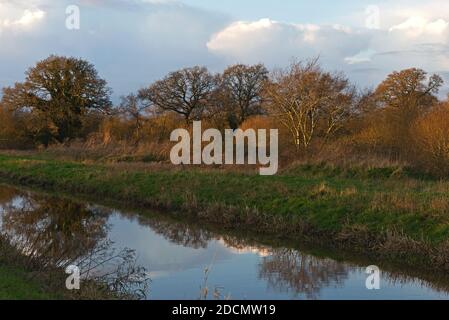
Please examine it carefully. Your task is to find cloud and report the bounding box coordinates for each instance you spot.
[389,16,449,36]
[206,3,449,90]
[0,3,46,31]
[11,9,45,26]
[1,0,449,100]
[207,18,368,68]
[345,49,376,65]
[207,16,449,64]
[0,0,230,101]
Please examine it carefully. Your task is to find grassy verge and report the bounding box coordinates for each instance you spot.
[0,154,449,272]
[0,265,58,300]
[0,234,124,300]
[0,233,149,300]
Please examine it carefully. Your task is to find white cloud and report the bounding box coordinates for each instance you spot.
[10,9,45,26]
[0,0,230,101]
[207,18,366,67]
[207,19,284,56]
[345,49,376,65]
[389,16,448,36]
[427,19,449,34]
[0,1,46,31]
[1,0,449,99]
[206,8,449,90]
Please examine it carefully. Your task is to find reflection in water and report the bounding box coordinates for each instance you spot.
[0,187,17,204]
[112,216,350,298]
[122,213,214,249]
[259,249,349,299]
[0,184,448,300]
[0,188,149,298]
[1,191,109,268]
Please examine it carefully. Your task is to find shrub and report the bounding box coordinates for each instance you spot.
[412,104,449,176]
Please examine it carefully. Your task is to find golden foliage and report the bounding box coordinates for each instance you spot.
[412,103,449,176]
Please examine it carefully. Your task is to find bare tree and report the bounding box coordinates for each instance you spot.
[118,93,151,145]
[259,248,349,299]
[139,66,216,123]
[264,59,355,151]
[218,64,268,129]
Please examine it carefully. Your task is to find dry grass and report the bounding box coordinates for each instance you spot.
[311,182,336,198]
[430,197,449,212]
[370,193,418,212]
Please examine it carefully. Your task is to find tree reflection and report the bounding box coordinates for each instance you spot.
[122,213,214,249]
[0,189,150,298]
[259,248,349,299]
[0,185,19,207]
[1,191,110,268]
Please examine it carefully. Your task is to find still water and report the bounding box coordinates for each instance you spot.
[0,184,448,300]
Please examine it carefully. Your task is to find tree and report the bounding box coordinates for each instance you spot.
[1,55,112,146]
[218,64,268,129]
[374,68,443,152]
[375,68,442,111]
[0,106,29,148]
[118,93,151,145]
[264,59,355,151]
[139,66,216,123]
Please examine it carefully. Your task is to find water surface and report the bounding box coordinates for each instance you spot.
[0,184,448,300]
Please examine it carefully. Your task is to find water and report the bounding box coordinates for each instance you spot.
[0,184,448,300]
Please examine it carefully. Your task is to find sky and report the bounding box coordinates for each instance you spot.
[1,0,449,101]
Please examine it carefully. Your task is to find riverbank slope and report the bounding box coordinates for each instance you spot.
[0,154,448,273]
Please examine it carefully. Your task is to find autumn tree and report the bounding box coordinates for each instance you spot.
[264,59,355,151]
[139,66,216,124]
[376,68,442,110]
[118,93,152,144]
[217,64,268,129]
[0,105,33,149]
[374,68,442,153]
[413,102,449,176]
[1,55,112,145]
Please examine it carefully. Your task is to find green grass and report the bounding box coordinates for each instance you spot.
[0,265,57,300]
[1,154,449,271]
[0,233,124,300]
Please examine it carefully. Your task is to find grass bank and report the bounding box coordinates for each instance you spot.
[0,265,58,300]
[0,235,117,300]
[0,154,449,272]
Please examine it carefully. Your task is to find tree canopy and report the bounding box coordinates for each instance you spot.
[139,66,215,123]
[1,55,111,145]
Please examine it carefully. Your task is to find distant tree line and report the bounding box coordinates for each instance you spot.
[1,55,449,175]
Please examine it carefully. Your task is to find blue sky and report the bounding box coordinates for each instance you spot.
[0,0,448,100]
